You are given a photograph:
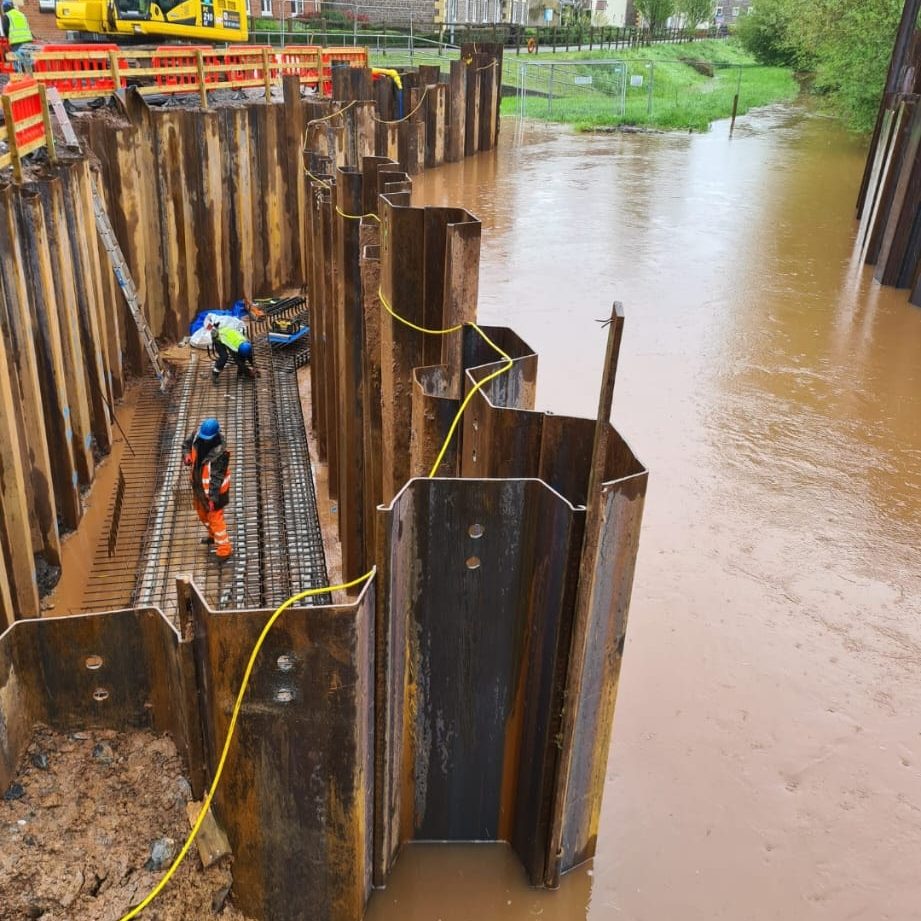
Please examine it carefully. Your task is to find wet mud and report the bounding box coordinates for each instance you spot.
[0,727,253,921]
[369,108,921,919]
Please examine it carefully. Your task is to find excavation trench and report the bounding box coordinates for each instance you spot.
[0,50,650,921]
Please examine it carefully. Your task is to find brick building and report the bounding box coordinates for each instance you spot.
[248,0,321,20]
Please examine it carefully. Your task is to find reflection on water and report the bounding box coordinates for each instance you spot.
[366,108,921,921]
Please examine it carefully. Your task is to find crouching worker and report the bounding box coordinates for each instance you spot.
[183,417,233,561]
[211,323,257,380]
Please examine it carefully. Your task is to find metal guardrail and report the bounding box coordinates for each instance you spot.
[0,77,56,181]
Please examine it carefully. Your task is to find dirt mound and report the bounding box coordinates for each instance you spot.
[0,726,254,921]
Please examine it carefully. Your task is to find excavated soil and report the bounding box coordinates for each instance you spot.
[0,727,255,921]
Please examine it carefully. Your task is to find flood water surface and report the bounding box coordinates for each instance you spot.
[365,109,921,920]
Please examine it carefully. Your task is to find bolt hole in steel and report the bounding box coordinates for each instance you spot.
[92,688,110,702]
[275,688,295,703]
[85,654,104,670]
[468,523,484,539]
[277,654,296,672]
[466,556,481,570]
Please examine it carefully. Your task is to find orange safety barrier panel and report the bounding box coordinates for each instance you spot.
[320,46,369,95]
[0,38,12,76]
[224,44,275,89]
[278,46,321,89]
[153,45,221,87]
[32,44,125,95]
[2,78,45,149]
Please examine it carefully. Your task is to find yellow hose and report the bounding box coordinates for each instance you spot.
[371,67,403,91]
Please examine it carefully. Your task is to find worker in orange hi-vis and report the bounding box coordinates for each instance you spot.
[182,417,233,561]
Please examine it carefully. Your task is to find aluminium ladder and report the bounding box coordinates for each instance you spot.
[91,185,168,391]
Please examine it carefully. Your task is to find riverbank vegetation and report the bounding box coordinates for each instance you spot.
[500,40,799,133]
[737,0,904,132]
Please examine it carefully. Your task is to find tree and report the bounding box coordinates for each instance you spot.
[678,0,715,29]
[635,0,676,34]
[737,0,904,130]
[735,0,800,65]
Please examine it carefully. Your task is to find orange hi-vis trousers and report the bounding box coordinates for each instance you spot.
[195,499,233,559]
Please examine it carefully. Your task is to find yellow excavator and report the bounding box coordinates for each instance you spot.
[55,0,249,43]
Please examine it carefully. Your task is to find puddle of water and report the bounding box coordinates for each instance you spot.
[381,109,921,920]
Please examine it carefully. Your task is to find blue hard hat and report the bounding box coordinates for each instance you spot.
[2,2,14,11]
[197,417,220,440]
[238,340,253,360]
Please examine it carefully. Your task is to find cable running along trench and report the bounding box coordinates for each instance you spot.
[121,206,513,920]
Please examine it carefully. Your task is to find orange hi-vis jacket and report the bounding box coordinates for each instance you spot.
[185,435,231,510]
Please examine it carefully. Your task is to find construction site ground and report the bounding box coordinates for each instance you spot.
[0,726,254,921]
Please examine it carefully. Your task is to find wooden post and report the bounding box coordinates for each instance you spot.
[108,50,121,95]
[195,50,209,109]
[37,85,57,166]
[261,47,273,100]
[1,94,22,183]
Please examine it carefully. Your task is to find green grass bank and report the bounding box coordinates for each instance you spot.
[501,40,799,132]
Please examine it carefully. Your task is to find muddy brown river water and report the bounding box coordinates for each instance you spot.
[365,109,921,920]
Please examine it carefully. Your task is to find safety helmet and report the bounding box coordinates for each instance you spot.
[197,417,221,440]
[2,2,14,11]
[238,340,253,360]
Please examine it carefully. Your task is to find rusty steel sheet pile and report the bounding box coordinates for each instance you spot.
[305,151,648,904]
[0,45,648,921]
[857,0,921,306]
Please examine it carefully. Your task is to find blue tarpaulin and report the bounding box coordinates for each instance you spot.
[189,300,249,336]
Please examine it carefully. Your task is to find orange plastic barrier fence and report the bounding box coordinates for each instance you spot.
[24,44,370,101]
[153,45,221,87]
[224,44,275,89]
[32,44,125,96]
[278,46,322,89]
[0,77,55,180]
[320,46,369,95]
[4,78,45,149]
[0,38,12,76]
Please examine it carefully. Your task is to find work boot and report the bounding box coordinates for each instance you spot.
[200,536,214,545]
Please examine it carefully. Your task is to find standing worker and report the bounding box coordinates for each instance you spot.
[183,417,233,561]
[211,322,257,381]
[1,1,34,72]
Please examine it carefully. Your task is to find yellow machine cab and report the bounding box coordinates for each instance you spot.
[55,0,249,43]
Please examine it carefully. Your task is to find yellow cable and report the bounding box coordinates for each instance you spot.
[376,288,512,477]
[371,86,429,125]
[378,285,462,336]
[305,169,332,189]
[306,98,357,127]
[335,206,381,222]
[117,569,375,921]
[427,323,512,477]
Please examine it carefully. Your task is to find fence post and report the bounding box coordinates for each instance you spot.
[108,49,121,96]
[195,50,209,108]
[261,47,273,99]
[589,26,593,50]
[1,93,22,182]
[548,62,554,117]
[37,84,57,166]
[647,61,654,116]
